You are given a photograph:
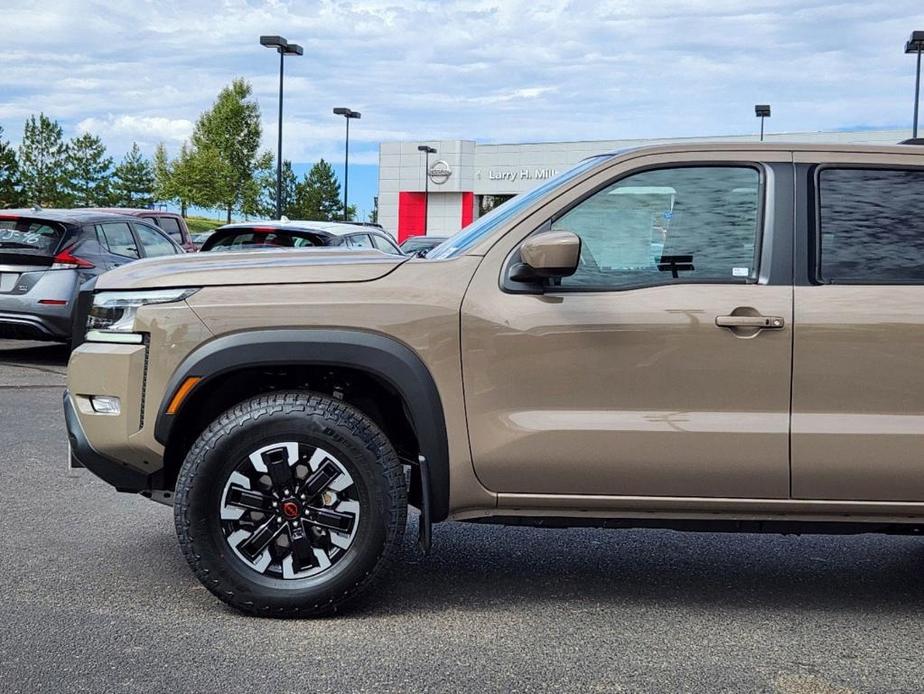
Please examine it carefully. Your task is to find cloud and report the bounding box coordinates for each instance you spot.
[0,0,922,206]
[76,115,194,150]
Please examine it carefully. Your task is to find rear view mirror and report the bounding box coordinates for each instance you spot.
[511,230,581,281]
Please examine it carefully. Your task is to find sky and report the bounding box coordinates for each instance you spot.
[2,0,923,219]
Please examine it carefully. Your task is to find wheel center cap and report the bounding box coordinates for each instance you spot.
[280,500,300,519]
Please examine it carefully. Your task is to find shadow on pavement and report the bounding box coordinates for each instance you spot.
[0,340,70,367]
[124,514,924,618]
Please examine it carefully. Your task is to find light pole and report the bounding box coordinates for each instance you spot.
[906,31,924,139]
[333,108,361,221]
[260,35,303,219]
[755,105,771,141]
[417,145,437,235]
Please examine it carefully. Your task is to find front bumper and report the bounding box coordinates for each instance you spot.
[63,390,150,492]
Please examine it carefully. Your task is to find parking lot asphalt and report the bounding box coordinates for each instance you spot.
[3,340,924,693]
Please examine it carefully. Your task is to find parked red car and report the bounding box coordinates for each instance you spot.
[85,209,196,252]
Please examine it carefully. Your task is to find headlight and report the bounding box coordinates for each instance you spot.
[86,288,199,343]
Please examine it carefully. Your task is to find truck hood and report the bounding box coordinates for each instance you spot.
[96,247,409,290]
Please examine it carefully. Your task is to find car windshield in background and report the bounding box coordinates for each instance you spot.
[401,237,447,253]
[0,218,64,256]
[426,156,609,259]
[202,229,325,252]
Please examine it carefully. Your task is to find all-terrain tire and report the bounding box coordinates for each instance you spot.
[173,391,407,617]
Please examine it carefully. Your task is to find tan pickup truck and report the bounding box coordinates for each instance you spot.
[66,142,924,616]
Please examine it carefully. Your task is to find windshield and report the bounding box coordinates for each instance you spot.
[426,156,608,259]
[202,229,325,252]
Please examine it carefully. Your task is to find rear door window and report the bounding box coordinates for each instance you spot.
[135,223,180,257]
[98,222,139,259]
[72,225,108,255]
[156,216,184,243]
[817,168,924,283]
[0,218,65,258]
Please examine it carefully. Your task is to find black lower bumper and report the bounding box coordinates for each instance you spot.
[63,391,149,492]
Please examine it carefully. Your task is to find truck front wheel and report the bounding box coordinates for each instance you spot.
[173,391,407,617]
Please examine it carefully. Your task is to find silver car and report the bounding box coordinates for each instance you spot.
[0,209,184,342]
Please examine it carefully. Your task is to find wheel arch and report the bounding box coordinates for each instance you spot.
[154,329,450,524]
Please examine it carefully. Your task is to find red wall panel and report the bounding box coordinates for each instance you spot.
[397,192,426,243]
[461,191,474,228]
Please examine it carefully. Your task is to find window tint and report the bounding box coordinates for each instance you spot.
[0,219,64,256]
[347,234,374,249]
[818,168,924,283]
[552,166,761,290]
[204,230,323,251]
[135,223,179,257]
[156,216,183,242]
[98,222,139,258]
[371,233,401,254]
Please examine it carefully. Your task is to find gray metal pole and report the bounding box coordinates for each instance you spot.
[343,117,350,221]
[423,151,430,235]
[276,50,284,219]
[914,47,922,139]
[760,116,765,141]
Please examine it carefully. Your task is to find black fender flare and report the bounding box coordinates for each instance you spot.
[154,329,450,527]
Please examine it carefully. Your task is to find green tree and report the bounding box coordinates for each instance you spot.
[152,142,172,205]
[18,113,69,207]
[0,125,24,208]
[65,132,112,206]
[292,159,343,221]
[111,142,155,208]
[260,158,298,218]
[368,196,379,225]
[191,78,268,223]
[171,142,230,213]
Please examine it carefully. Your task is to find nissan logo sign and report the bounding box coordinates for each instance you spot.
[428,160,452,185]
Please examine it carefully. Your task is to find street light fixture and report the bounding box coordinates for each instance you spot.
[755,105,771,141]
[417,145,437,235]
[905,31,924,139]
[260,35,303,219]
[333,108,361,221]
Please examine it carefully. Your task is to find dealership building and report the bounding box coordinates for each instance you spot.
[377,128,911,241]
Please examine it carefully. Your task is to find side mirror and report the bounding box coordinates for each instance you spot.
[510,230,581,282]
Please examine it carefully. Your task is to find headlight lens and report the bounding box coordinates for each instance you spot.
[87,288,199,337]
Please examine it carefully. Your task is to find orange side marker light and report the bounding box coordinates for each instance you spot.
[166,377,202,415]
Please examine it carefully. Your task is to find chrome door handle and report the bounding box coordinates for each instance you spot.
[715,315,785,329]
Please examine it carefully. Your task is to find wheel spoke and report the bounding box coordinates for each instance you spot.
[299,458,342,499]
[263,447,297,494]
[288,522,317,573]
[306,507,356,533]
[226,485,274,512]
[237,516,283,560]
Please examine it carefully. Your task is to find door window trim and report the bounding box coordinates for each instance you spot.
[502,161,769,294]
[811,163,924,286]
